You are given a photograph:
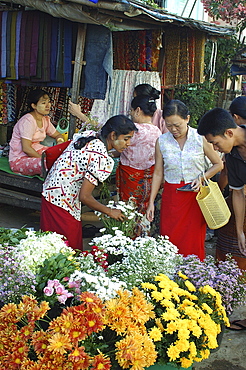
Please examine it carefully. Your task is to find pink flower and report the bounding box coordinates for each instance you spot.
[47,279,55,288]
[55,285,66,295]
[57,294,68,304]
[52,279,61,287]
[43,286,54,296]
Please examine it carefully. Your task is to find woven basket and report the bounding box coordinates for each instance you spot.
[196,177,231,229]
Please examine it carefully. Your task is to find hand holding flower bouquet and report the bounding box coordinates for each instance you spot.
[95,198,144,238]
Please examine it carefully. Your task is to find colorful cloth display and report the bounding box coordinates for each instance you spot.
[90,69,162,125]
[163,26,206,87]
[0,10,78,86]
[113,29,162,71]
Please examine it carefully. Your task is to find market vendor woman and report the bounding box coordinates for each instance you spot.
[40,115,137,251]
[9,89,64,176]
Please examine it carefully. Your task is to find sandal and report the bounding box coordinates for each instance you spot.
[228,319,246,331]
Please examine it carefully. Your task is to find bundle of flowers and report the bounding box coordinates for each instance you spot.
[95,198,145,237]
[142,273,229,369]
[107,234,181,289]
[0,289,157,370]
[176,254,246,315]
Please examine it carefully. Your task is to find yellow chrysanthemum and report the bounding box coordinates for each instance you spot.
[155,318,165,332]
[189,341,197,357]
[162,308,180,321]
[167,344,180,361]
[184,280,196,292]
[201,303,213,314]
[148,326,162,341]
[183,306,200,320]
[178,271,188,280]
[165,321,178,334]
[160,298,175,309]
[141,282,157,291]
[151,291,165,302]
[180,357,193,368]
[200,348,211,360]
[175,339,190,352]
[177,327,190,340]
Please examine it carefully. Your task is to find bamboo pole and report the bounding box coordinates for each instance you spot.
[69,23,87,139]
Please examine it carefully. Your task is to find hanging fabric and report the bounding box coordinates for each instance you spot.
[90,69,162,125]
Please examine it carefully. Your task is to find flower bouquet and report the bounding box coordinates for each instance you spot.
[142,273,229,369]
[94,198,145,238]
[176,254,246,315]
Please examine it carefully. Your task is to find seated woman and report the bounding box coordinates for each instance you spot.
[117,95,162,224]
[9,89,64,176]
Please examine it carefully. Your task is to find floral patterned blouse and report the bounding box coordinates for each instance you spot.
[120,123,161,170]
[42,131,114,221]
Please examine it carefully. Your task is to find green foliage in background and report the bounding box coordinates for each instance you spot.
[173,81,219,127]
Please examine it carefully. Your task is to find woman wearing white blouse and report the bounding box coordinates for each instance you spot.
[146,100,223,260]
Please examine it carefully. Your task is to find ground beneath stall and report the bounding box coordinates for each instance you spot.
[0,203,245,370]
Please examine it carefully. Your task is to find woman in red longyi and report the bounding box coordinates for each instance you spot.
[146,100,223,260]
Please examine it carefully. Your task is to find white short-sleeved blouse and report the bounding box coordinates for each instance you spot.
[42,132,114,221]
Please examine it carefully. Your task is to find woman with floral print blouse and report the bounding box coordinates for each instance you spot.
[40,115,137,250]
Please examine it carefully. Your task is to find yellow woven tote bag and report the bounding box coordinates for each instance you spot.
[196,176,231,229]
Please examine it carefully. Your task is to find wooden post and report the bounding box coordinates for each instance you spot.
[69,23,87,139]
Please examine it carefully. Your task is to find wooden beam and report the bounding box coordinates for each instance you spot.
[69,23,87,139]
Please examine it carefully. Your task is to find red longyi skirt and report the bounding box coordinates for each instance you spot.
[40,196,83,251]
[160,182,206,260]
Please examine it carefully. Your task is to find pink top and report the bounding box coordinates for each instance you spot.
[152,109,168,134]
[9,113,56,162]
[120,123,161,170]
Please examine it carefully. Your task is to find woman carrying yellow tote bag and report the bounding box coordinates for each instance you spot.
[196,174,231,229]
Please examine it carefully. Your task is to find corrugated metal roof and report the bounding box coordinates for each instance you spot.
[6,0,236,35]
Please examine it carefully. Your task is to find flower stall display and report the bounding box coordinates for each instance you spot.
[0,225,237,370]
[142,273,229,369]
[176,254,246,315]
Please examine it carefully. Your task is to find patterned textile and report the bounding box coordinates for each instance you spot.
[6,83,16,122]
[120,123,161,170]
[116,163,154,215]
[194,31,206,83]
[162,27,206,87]
[42,133,114,221]
[113,30,161,71]
[178,29,189,85]
[216,192,246,270]
[90,69,162,125]
[0,10,77,86]
[10,147,46,176]
[163,27,180,86]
